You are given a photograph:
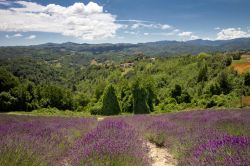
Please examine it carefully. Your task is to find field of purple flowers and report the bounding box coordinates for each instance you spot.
[1,109,250,166]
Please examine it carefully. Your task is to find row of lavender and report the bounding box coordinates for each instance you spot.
[0,115,149,166]
[0,115,97,165]
[122,109,250,165]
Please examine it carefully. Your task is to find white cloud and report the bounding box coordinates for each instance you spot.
[124,31,137,35]
[117,20,153,23]
[0,1,121,40]
[26,35,36,40]
[178,31,192,37]
[191,35,199,40]
[217,28,250,40]
[131,23,155,29]
[214,27,220,30]
[5,33,23,39]
[144,33,149,36]
[131,23,172,30]
[161,24,171,30]
[173,29,180,33]
[13,33,23,37]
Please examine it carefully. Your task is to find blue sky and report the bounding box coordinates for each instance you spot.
[0,0,250,45]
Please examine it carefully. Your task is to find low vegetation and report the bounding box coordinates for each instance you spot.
[1,110,249,165]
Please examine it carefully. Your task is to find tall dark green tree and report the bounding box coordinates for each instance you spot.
[101,84,121,115]
[143,79,156,112]
[132,81,150,114]
[197,63,208,82]
[171,84,182,99]
[244,72,250,86]
[218,71,231,94]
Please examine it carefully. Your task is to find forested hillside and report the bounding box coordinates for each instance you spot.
[1,47,250,114]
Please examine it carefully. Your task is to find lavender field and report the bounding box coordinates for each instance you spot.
[1,109,250,166]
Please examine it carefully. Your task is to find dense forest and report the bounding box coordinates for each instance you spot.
[1,45,250,114]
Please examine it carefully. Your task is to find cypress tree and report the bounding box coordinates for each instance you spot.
[132,81,150,114]
[101,84,121,115]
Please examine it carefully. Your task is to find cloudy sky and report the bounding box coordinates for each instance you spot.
[0,0,250,45]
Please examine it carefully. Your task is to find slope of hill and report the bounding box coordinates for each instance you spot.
[1,38,250,61]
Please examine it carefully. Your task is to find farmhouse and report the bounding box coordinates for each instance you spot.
[120,62,134,68]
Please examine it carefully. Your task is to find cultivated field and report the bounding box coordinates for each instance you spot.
[1,109,250,166]
[231,55,250,73]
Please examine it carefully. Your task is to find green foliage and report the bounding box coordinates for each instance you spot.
[101,84,121,115]
[224,56,232,66]
[217,71,231,94]
[10,82,37,111]
[0,68,19,92]
[197,63,208,82]
[206,82,221,96]
[244,72,250,86]
[37,84,73,110]
[178,92,191,103]
[0,92,17,112]
[171,84,182,99]
[227,51,241,60]
[89,103,102,115]
[0,49,247,113]
[132,81,150,114]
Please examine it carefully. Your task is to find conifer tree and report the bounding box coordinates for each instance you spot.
[132,81,150,114]
[101,84,121,115]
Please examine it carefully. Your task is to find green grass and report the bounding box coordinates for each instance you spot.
[232,59,250,64]
[218,122,250,136]
[6,108,91,117]
[0,146,46,166]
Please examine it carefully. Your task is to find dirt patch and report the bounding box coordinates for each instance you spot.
[147,142,177,166]
[231,62,250,73]
[97,117,105,121]
[242,96,250,106]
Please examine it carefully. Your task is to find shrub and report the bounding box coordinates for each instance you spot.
[171,84,182,99]
[0,92,17,112]
[178,91,191,103]
[206,99,217,108]
[89,104,102,115]
[0,68,19,92]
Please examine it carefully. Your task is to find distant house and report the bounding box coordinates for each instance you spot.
[120,62,134,68]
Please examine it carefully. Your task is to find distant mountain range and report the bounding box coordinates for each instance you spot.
[1,38,250,57]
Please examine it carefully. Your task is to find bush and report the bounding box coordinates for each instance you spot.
[206,82,221,96]
[178,92,191,103]
[0,68,19,92]
[206,99,217,108]
[0,92,17,112]
[89,104,102,115]
[171,84,182,99]
[224,56,232,66]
